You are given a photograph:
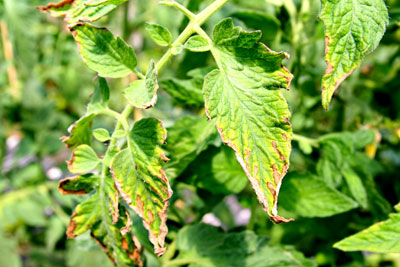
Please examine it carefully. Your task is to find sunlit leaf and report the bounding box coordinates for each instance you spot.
[320,0,389,109]
[204,18,293,223]
[67,144,100,174]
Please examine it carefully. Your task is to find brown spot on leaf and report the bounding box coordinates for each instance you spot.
[282,133,288,141]
[111,191,119,224]
[66,211,78,239]
[37,0,74,12]
[148,210,154,224]
[267,182,277,200]
[160,153,170,162]
[272,141,287,163]
[120,211,132,236]
[136,195,144,213]
[58,176,88,195]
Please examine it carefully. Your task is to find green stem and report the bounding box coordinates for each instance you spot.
[292,133,319,147]
[164,258,200,267]
[156,0,230,72]
[160,1,196,20]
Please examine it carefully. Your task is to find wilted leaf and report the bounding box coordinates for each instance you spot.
[70,23,137,78]
[111,118,172,256]
[204,18,293,223]
[59,174,98,195]
[320,0,389,109]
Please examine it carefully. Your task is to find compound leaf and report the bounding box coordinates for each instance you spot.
[320,0,389,109]
[334,212,400,253]
[124,60,159,109]
[111,118,172,256]
[71,23,137,78]
[204,18,293,223]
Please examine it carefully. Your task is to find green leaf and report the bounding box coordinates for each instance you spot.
[0,232,22,267]
[279,173,358,217]
[93,128,111,142]
[342,164,368,209]
[67,192,102,238]
[68,144,100,174]
[104,176,119,224]
[185,35,210,52]
[334,212,400,253]
[204,18,293,223]
[145,23,172,46]
[123,60,159,109]
[160,78,204,107]
[87,77,110,113]
[111,118,172,256]
[164,116,220,180]
[187,146,248,195]
[175,224,316,267]
[58,174,98,195]
[61,114,95,149]
[231,10,280,42]
[320,0,389,109]
[112,130,127,138]
[71,23,137,78]
[38,0,127,23]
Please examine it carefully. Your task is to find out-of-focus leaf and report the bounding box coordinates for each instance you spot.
[0,232,22,267]
[87,77,110,114]
[46,217,65,251]
[279,173,358,217]
[70,23,137,78]
[111,118,171,256]
[204,18,293,223]
[334,211,400,253]
[320,0,389,109]
[159,78,204,107]
[164,116,219,180]
[231,10,280,42]
[342,165,368,209]
[67,145,100,174]
[187,146,248,195]
[124,60,158,109]
[38,0,127,23]
[175,224,316,267]
[93,128,111,142]
[145,23,172,46]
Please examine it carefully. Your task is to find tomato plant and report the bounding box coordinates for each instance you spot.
[1,0,400,266]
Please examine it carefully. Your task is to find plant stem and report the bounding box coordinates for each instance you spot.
[160,1,196,20]
[156,0,230,72]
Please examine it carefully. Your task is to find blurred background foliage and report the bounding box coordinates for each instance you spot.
[0,0,399,266]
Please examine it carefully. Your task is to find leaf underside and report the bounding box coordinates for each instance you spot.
[204,18,293,223]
